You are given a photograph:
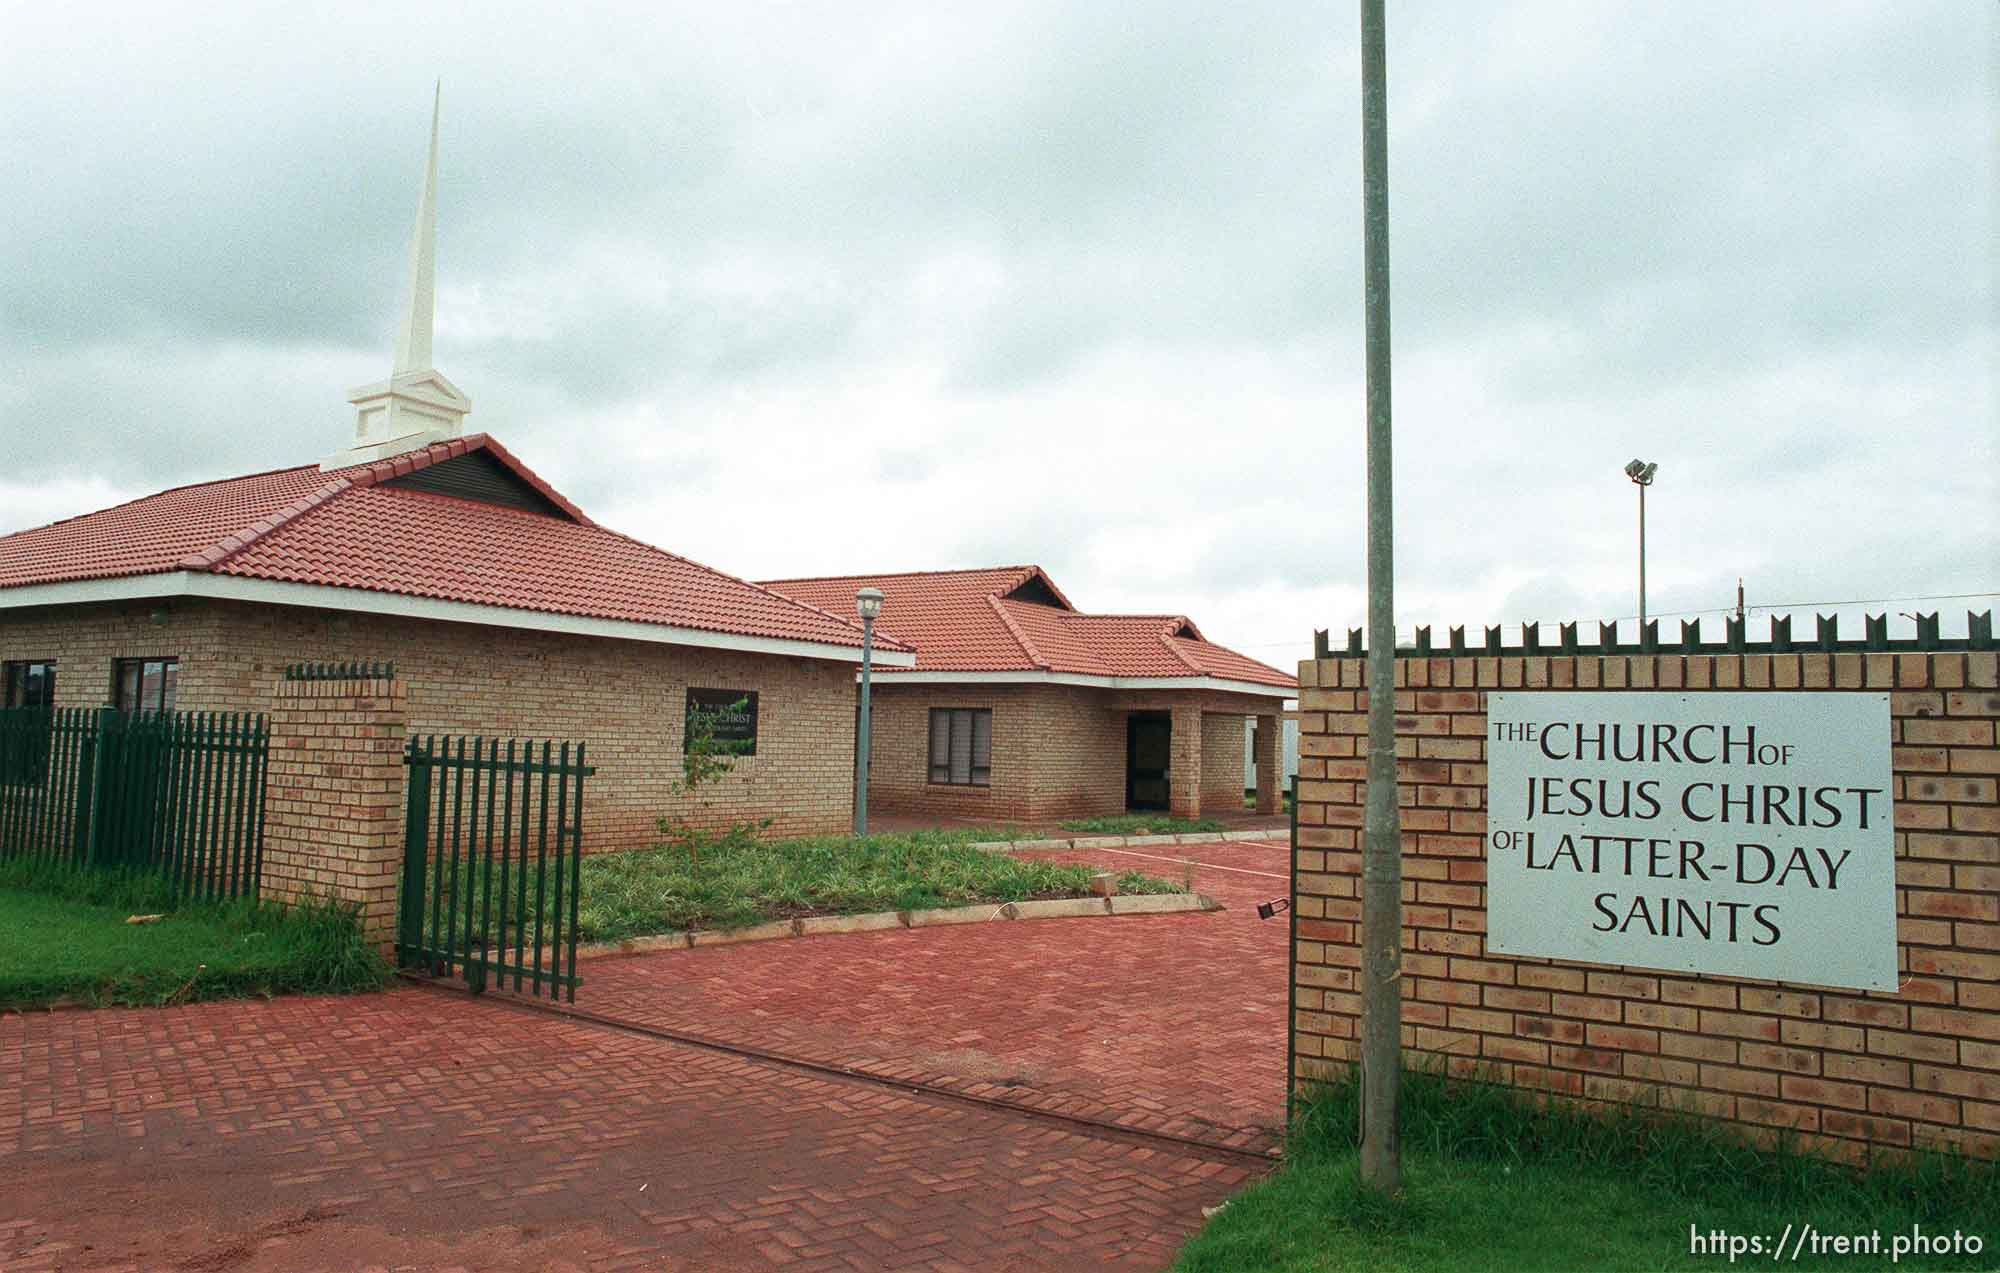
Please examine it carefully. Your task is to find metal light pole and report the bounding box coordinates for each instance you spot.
[1624,460,1658,628]
[853,587,884,836]
[1358,0,1402,1196]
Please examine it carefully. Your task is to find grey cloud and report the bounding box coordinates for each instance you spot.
[0,0,1990,650]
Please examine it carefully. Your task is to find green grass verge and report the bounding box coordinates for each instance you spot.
[572,826,1185,941]
[1177,1068,1997,1273]
[1056,813,1227,835]
[0,857,392,1009]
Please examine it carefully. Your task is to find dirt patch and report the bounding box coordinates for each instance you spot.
[909,1047,1053,1088]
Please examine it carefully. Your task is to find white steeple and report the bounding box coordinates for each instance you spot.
[324,83,472,471]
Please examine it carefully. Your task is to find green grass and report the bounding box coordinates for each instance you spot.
[571,826,1185,941]
[1177,1068,1998,1273]
[0,857,392,1009]
[1056,813,1227,835]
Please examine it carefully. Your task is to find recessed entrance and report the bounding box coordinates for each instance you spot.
[1126,711,1170,811]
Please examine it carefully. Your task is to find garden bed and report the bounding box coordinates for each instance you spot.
[1054,813,1228,835]
[573,826,1185,941]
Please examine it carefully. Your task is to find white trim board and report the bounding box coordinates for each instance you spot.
[0,572,915,667]
[856,668,1293,698]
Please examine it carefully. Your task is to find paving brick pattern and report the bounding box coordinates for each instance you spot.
[0,987,1256,1272]
[578,839,1294,1154]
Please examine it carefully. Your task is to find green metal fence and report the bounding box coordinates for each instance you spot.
[399,736,593,1001]
[0,706,269,900]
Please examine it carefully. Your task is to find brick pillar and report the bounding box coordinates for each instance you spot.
[1169,703,1203,820]
[1254,712,1282,814]
[262,675,408,949]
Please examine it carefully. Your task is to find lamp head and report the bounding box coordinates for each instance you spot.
[1625,459,1658,486]
[855,587,885,621]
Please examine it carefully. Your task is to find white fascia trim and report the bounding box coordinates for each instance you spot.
[0,572,916,667]
[857,668,1293,697]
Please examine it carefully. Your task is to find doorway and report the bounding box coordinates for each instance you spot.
[1126,712,1170,811]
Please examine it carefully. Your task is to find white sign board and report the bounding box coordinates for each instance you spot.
[1485,692,1896,992]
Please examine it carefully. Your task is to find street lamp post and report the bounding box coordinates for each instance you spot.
[853,587,884,836]
[1624,459,1659,628]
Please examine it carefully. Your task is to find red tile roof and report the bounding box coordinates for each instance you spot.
[0,435,904,655]
[760,566,1295,689]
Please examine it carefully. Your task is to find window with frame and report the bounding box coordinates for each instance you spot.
[2,661,57,785]
[928,707,992,786]
[113,657,179,715]
[3,660,56,709]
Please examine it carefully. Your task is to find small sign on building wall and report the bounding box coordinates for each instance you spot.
[686,688,759,755]
[1485,692,1896,992]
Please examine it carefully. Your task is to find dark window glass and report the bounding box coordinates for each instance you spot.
[113,658,179,714]
[685,688,758,756]
[928,708,992,787]
[1,661,56,784]
[3,661,56,709]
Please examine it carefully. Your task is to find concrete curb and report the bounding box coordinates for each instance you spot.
[573,891,1223,962]
[966,828,1283,853]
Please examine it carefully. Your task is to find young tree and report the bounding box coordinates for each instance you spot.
[660,696,755,871]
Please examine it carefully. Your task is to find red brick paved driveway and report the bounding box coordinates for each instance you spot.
[0,837,1289,1271]
[1,987,1255,1272]
[578,838,1293,1154]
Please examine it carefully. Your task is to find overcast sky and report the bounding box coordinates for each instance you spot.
[2,1,1993,665]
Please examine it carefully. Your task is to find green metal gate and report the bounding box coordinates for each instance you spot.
[0,706,268,899]
[398,736,593,1000]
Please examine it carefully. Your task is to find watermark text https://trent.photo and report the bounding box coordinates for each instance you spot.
[1690,1222,1985,1263]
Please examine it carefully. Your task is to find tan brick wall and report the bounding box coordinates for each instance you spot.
[1292,649,2000,1162]
[1,598,858,848]
[862,684,1126,822]
[1201,712,1245,811]
[860,682,1281,823]
[1254,711,1283,814]
[263,675,407,946]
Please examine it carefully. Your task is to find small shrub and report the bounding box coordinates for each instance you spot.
[658,696,757,872]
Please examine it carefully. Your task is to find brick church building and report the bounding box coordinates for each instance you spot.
[2,95,1292,844]
[763,567,1295,823]
[0,98,911,848]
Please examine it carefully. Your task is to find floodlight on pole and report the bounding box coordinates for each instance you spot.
[853,587,885,836]
[1625,460,1659,629]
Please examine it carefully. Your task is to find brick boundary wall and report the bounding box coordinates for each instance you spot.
[1292,649,1999,1162]
[262,675,409,948]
